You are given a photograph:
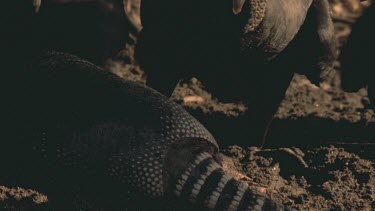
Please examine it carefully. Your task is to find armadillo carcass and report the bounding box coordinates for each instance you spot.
[0,50,290,210]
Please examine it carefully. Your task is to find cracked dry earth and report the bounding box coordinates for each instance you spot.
[1,0,374,210]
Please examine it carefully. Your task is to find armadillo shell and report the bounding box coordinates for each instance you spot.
[5,50,218,209]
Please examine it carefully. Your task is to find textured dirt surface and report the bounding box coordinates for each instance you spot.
[1,0,374,210]
[222,145,375,210]
[0,186,48,209]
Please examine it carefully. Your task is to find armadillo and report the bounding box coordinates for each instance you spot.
[0,50,290,210]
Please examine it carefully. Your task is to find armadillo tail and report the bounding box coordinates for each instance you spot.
[172,152,289,211]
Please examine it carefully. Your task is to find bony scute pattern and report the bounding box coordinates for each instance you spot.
[20,51,291,210]
[243,0,267,33]
[172,152,290,211]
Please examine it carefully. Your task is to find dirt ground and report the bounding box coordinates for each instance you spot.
[1,0,374,210]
